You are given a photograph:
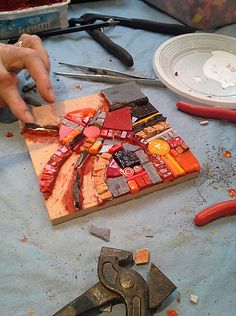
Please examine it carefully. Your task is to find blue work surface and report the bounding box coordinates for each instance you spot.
[0,1,236,315]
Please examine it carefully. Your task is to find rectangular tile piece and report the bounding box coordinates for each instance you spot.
[143,162,163,184]
[113,149,141,169]
[131,102,158,119]
[101,82,148,111]
[135,248,150,265]
[135,149,149,164]
[106,175,130,197]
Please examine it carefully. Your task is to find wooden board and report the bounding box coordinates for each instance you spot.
[23,92,200,225]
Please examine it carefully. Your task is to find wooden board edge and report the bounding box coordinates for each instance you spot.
[50,172,199,225]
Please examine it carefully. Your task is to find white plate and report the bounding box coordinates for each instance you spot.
[153,33,236,109]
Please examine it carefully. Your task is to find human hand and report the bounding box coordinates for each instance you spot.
[0,34,55,123]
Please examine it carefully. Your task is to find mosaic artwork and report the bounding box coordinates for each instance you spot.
[22,82,200,224]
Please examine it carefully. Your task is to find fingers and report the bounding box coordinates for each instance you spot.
[0,63,35,123]
[3,86,35,123]
[1,43,56,104]
[0,35,55,122]
[15,34,50,72]
[22,48,56,103]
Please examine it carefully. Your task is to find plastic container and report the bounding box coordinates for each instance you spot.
[0,0,70,40]
[144,0,236,29]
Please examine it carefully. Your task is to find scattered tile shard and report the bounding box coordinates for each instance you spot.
[166,310,179,316]
[135,248,150,265]
[199,120,208,125]
[223,150,232,158]
[5,131,13,137]
[190,294,199,304]
[228,188,236,197]
[176,291,181,303]
[89,225,111,242]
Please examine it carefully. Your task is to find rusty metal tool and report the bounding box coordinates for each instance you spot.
[53,247,177,315]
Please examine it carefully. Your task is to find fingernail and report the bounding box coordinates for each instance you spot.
[24,110,35,123]
[48,87,56,102]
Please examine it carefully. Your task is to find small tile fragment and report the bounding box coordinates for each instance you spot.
[143,162,162,184]
[199,120,208,125]
[123,143,140,152]
[89,225,110,242]
[99,191,113,201]
[166,310,179,316]
[5,131,13,137]
[135,149,149,164]
[227,188,236,198]
[176,291,181,303]
[135,248,150,265]
[223,150,232,158]
[210,228,216,235]
[127,179,139,193]
[106,176,130,197]
[190,294,199,304]
[113,149,140,169]
[131,102,158,119]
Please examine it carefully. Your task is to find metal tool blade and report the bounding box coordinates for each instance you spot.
[148,263,177,310]
[53,282,120,316]
[58,62,156,79]
[53,72,165,87]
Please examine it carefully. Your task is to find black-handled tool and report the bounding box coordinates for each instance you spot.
[70,13,196,35]
[87,29,134,67]
[118,18,195,35]
[7,20,119,44]
[69,13,195,67]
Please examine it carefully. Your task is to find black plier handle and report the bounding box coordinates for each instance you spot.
[69,13,195,67]
[86,28,134,67]
[69,13,195,35]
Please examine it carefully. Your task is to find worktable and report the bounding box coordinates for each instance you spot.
[0,1,236,315]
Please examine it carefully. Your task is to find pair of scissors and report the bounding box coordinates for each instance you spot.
[53,62,165,87]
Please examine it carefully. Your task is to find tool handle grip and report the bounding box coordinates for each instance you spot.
[176,101,236,123]
[87,29,134,67]
[194,200,236,226]
[122,19,195,35]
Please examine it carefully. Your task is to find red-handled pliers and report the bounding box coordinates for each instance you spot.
[176,101,236,123]
[194,200,236,226]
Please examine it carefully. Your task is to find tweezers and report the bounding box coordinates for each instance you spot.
[53,62,165,87]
